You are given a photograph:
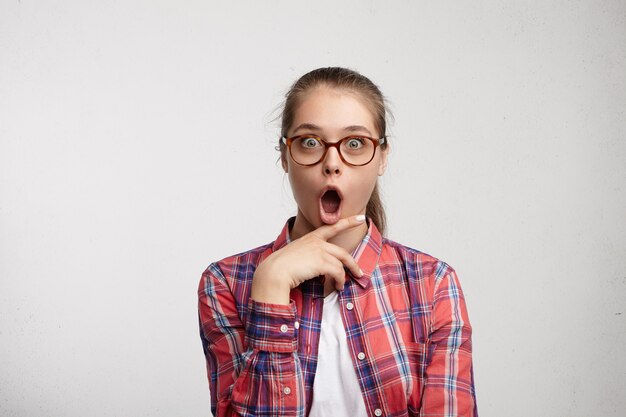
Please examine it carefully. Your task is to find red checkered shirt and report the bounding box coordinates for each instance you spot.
[198,216,477,416]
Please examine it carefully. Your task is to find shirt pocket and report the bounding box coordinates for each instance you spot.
[405,341,436,416]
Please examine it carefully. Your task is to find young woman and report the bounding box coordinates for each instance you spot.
[198,67,477,417]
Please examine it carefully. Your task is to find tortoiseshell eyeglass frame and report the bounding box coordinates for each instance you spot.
[280,135,386,167]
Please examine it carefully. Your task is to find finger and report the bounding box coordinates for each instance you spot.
[314,214,366,241]
[334,275,345,291]
[321,241,363,277]
[322,254,346,290]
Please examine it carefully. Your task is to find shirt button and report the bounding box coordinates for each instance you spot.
[346,302,354,310]
[294,321,300,329]
[283,386,291,395]
[357,352,366,360]
[374,408,382,416]
[280,324,288,333]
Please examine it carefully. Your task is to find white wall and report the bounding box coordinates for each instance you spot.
[1,1,624,416]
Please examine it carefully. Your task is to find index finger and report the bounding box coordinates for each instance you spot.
[313,214,367,241]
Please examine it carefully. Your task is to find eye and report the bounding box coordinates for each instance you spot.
[301,136,322,148]
[345,137,366,149]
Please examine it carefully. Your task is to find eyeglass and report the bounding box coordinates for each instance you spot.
[281,135,386,167]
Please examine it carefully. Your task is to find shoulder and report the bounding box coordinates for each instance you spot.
[200,241,274,288]
[380,237,456,286]
[198,242,276,319]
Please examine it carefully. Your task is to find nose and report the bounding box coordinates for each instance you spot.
[322,146,343,176]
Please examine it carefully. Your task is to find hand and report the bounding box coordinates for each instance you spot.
[250,215,366,305]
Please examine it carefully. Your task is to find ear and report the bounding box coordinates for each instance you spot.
[281,152,289,173]
[377,146,388,176]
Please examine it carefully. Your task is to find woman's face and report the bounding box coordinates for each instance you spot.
[282,86,388,234]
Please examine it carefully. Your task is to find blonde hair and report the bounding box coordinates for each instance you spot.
[278,67,391,236]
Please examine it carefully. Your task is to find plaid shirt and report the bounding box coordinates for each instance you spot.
[198,216,477,416]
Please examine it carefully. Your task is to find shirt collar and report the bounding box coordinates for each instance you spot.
[271,215,382,289]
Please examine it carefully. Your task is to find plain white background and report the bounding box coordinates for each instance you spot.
[1,1,625,416]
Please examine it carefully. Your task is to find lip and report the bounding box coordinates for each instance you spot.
[318,184,344,201]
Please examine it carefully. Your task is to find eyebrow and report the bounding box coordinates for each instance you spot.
[291,123,322,134]
[291,123,373,137]
[344,125,373,136]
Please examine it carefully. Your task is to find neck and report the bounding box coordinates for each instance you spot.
[289,209,369,255]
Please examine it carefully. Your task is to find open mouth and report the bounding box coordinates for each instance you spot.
[321,189,341,213]
[319,187,343,224]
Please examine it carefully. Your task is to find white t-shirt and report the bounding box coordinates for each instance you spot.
[308,290,368,417]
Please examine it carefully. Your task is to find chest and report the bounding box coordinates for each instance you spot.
[292,269,435,415]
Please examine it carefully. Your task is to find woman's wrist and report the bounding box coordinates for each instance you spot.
[251,263,291,305]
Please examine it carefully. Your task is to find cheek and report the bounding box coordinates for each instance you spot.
[363,176,379,199]
[287,168,313,200]
[347,169,379,204]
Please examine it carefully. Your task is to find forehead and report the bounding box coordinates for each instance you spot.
[290,86,377,136]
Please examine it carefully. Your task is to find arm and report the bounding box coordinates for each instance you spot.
[198,263,305,417]
[421,266,478,417]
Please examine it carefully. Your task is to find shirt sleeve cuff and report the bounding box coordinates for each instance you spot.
[244,298,299,353]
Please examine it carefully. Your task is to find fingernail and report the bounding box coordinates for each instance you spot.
[355,214,366,222]
[359,268,364,277]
